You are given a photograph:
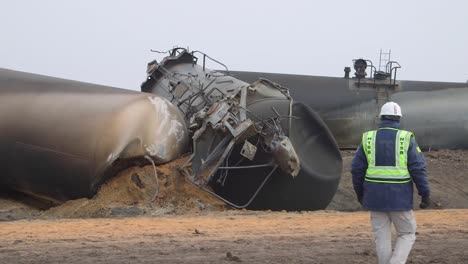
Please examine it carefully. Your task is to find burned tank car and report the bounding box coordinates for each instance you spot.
[141,48,342,210]
[229,71,468,150]
[0,68,188,203]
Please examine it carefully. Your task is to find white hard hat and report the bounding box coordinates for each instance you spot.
[380,102,402,117]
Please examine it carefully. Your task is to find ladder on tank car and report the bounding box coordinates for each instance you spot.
[375,49,401,116]
[379,49,391,72]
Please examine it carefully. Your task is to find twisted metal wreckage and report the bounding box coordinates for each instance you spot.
[141,48,342,210]
[0,48,342,211]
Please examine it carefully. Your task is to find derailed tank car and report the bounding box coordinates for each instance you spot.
[230,63,468,150]
[0,68,188,203]
[141,48,342,210]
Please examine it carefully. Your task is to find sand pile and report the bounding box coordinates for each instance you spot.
[41,155,225,219]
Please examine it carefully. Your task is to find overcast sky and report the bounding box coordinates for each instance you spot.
[1,0,467,90]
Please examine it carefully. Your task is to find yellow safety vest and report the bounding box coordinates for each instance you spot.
[362,128,413,184]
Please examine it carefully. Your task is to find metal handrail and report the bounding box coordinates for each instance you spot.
[387,61,401,87]
[191,50,230,73]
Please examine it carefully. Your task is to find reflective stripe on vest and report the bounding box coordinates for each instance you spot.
[362,128,413,184]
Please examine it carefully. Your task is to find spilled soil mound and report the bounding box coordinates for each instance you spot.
[44,156,225,219]
[0,156,225,220]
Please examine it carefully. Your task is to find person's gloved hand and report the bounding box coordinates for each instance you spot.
[420,195,431,209]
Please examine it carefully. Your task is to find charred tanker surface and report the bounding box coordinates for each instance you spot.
[142,48,342,210]
[0,68,188,203]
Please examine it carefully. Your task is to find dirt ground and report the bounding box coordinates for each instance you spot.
[0,210,467,264]
[0,150,467,263]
